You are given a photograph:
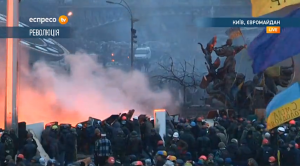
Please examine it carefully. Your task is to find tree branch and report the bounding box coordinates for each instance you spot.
[154,57,202,88]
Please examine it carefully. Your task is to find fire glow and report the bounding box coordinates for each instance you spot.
[0,44,172,128]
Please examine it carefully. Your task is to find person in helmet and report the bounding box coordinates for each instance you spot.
[256,139,273,165]
[269,156,277,166]
[170,132,188,154]
[105,156,115,166]
[132,116,141,137]
[131,161,143,166]
[157,140,165,151]
[277,127,288,143]
[76,124,84,153]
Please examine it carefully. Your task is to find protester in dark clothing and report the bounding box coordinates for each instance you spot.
[65,128,77,166]
[180,126,196,158]
[0,142,5,165]
[156,140,166,152]
[120,117,130,137]
[132,116,141,137]
[236,140,253,166]
[112,130,126,163]
[41,127,51,155]
[149,129,162,153]
[76,124,84,153]
[22,139,37,162]
[127,131,143,158]
[256,139,273,165]
[208,127,221,152]
[196,135,210,157]
[226,139,239,160]
[86,123,95,154]
[140,118,152,151]
[285,141,300,166]
[170,132,188,156]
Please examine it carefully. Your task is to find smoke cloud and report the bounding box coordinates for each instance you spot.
[0,42,172,128]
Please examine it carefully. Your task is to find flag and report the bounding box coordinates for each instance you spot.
[225,27,242,39]
[265,82,300,130]
[247,8,300,74]
[251,0,300,17]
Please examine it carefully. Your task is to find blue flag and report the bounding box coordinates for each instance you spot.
[247,8,300,74]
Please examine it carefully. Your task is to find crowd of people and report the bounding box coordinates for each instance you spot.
[1,113,300,166]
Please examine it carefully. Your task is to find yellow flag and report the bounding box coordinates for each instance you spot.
[251,0,300,17]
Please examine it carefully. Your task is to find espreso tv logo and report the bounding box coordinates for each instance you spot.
[29,15,69,25]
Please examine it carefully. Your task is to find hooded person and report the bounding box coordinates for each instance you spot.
[140,117,153,151]
[164,129,174,148]
[109,122,123,141]
[30,156,41,166]
[196,133,210,157]
[85,122,95,154]
[226,139,238,160]
[224,158,233,166]
[22,138,37,162]
[127,131,143,158]
[175,159,184,166]
[236,139,252,166]
[65,128,77,166]
[167,144,180,158]
[285,141,300,165]
[180,125,195,157]
[155,155,166,166]
[208,127,221,151]
[4,155,14,166]
[215,129,227,145]
[41,127,51,155]
[215,142,231,160]
[111,130,126,163]
[149,129,163,153]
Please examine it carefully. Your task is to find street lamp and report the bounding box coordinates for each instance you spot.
[6,0,19,131]
[106,0,138,70]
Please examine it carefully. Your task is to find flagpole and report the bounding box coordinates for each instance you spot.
[5,0,19,131]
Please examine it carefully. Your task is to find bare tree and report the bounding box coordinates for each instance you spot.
[153,57,202,103]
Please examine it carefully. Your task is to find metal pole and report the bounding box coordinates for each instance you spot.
[130,19,134,70]
[5,0,19,131]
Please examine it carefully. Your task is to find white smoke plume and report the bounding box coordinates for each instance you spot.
[0,44,172,128]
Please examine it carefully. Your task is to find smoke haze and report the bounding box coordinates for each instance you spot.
[0,42,172,128]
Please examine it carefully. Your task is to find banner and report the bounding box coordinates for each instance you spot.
[251,0,300,17]
[266,82,300,130]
